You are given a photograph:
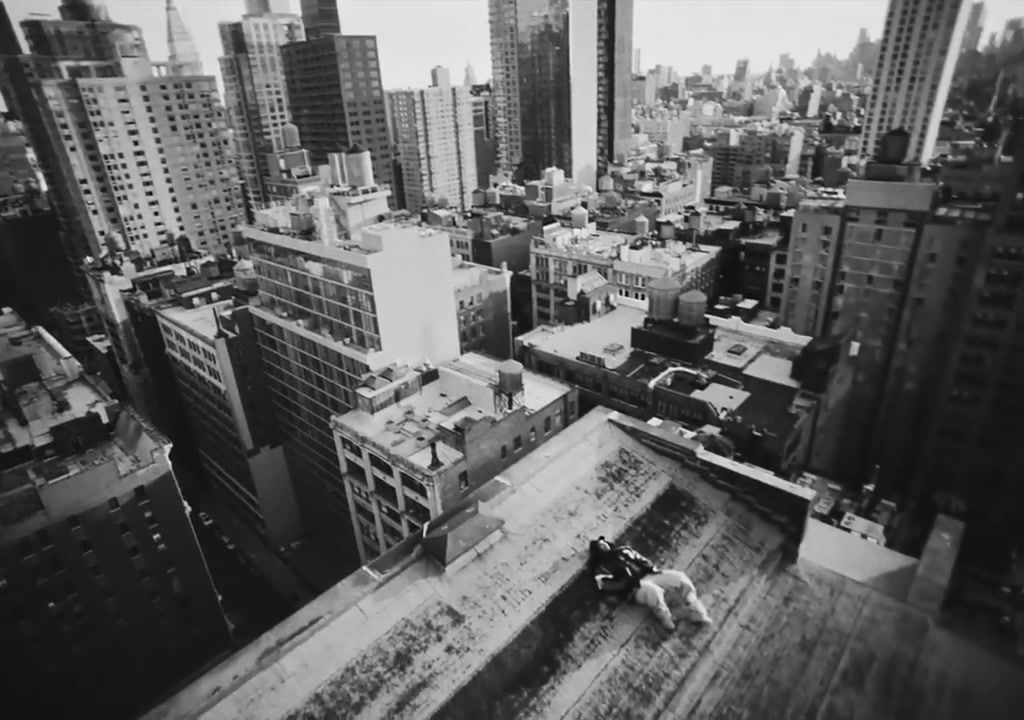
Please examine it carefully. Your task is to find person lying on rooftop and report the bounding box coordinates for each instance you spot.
[587,536,712,630]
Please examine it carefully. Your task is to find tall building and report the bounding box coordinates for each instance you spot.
[154,405,1024,720]
[388,68,477,213]
[241,154,461,575]
[469,84,498,190]
[913,122,1024,538]
[823,169,937,486]
[157,296,303,546]
[166,0,203,76]
[2,0,241,266]
[77,74,245,255]
[0,1,145,293]
[218,5,304,209]
[862,0,970,163]
[960,2,986,54]
[488,0,634,185]
[299,0,340,39]
[280,34,393,197]
[0,307,228,718]
[334,353,575,562]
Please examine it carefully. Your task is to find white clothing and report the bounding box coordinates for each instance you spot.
[633,569,712,629]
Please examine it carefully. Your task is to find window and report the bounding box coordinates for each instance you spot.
[513,436,522,452]
[529,428,537,442]
[459,472,469,491]
[500,445,508,459]
[544,417,552,434]
[108,497,120,510]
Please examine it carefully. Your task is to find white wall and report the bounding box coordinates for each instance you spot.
[366,224,462,368]
[569,0,598,189]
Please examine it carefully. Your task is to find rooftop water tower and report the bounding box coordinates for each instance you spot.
[343,144,374,188]
[647,275,683,321]
[676,289,707,327]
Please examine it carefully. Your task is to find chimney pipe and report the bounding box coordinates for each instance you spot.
[429,441,441,469]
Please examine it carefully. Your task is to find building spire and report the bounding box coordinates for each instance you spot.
[166,0,203,76]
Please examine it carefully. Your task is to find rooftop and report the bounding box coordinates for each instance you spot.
[147,408,1024,720]
[516,306,645,371]
[706,314,811,376]
[450,258,506,291]
[1,409,167,529]
[1,309,115,457]
[156,299,234,341]
[333,354,571,471]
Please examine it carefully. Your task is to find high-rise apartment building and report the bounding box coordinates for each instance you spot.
[862,0,970,164]
[913,125,1024,535]
[0,307,228,718]
[299,0,340,39]
[334,353,575,562]
[0,1,242,277]
[488,0,633,185]
[219,5,304,209]
[78,75,245,255]
[157,296,302,545]
[388,68,477,213]
[241,155,461,575]
[824,171,937,486]
[280,34,393,197]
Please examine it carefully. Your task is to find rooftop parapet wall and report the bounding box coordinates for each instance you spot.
[609,413,814,557]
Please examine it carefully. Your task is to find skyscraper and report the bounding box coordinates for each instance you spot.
[488,0,633,185]
[862,0,970,164]
[960,2,986,54]
[299,0,340,39]
[166,0,203,76]
[389,67,477,212]
[219,5,304,209]
[1,0,243,285]
[280,34,394,197]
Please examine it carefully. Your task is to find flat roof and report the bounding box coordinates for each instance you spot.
[156,300,233,341]
[516,306,646,371]
[147,408,1024,720]
[1,310,114,456]
[690,382,750,413]
[335,354,570,470]
[450,259,505,290]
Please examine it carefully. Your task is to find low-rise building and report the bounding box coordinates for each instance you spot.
[0,307,228,717]
[516,291,853,476]
[451,258,513,360]
[332,353,576,561]
[531,214,720,327]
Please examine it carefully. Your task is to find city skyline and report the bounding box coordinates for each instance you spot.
[3,0,1020,95]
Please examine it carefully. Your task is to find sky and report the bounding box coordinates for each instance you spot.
[4,0,1023,91]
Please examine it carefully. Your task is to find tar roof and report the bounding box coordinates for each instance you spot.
[146,408,1024,720]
